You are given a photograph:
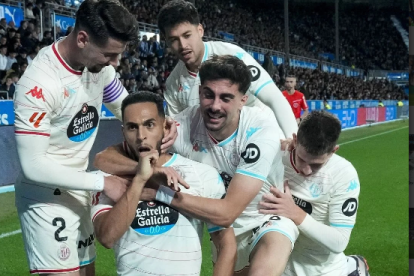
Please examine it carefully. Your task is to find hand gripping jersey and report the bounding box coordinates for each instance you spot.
[283,150,360,276]
[172,105,285,236]
[165,41,274,117]
[14,41,128,206]
[91,153,226,276]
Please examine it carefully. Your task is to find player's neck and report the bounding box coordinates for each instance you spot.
[288,89,296,95]
[58,35,84,71]
[157,153,172,167]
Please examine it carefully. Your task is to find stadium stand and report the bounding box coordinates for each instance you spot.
[0,0,407,100]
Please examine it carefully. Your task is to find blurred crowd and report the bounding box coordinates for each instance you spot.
[0,0,408,101]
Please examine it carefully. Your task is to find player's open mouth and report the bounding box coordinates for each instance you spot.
[207,112,224,122]
[181,50,192,59]
[137,146,151,152]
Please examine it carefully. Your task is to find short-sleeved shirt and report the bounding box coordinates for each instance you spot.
[172,105,285,235]
[282,90,308,119]
[91,153,226,276]
[14,41,126,206]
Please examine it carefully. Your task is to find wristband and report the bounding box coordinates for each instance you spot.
[155,185,176,205]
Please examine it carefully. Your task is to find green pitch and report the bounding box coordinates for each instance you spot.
[0,120,409,275]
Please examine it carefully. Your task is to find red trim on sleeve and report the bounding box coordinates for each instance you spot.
[15,130,50,137]
[92,207,112,222]
[30,266,80,274]
[52,43,82,75]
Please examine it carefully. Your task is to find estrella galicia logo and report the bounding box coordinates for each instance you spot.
[67,103,99,142]
[342,198,358,216]
[247,65,261,82]
[241,143,260,163]
[132,201,179,235]
[292,195,312,214]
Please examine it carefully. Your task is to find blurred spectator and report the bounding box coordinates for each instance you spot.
[0,45,7,72]
[0,75,15,99]
[6,48,17,70]
[26,3,36,20]
[139,35,149,61]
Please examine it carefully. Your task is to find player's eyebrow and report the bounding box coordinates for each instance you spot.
[203,87,235,98]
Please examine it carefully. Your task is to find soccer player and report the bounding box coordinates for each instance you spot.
[158,0,298,139]
[13,1,178,275]
[282,75,309,125]
[259,111,370,276]
[91,91,236,276]
[94,55,299,276]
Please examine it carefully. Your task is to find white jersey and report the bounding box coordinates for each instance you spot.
[91,153,226,276]
[283,151,360,275]
[172,105,285,236]
[165,41,273,116]
[14,41,127,206]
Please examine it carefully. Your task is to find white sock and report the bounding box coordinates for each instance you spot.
[346,256,357,273]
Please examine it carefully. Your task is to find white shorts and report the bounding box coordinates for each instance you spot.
[17,203,96,274]
[212,215,299,272]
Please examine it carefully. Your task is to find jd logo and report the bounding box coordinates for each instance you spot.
[241,143,260,163]
[342,198,358,216]
[247,65,261,82]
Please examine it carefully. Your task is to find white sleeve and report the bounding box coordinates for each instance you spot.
[102,65,129,120]
[91,191,114,222]
[14,71,104,191]
[239,49,298,138]
[297,214,352,253]
[199,167,227,233]
[164,72,184,116]
[170,107,195,156]
[236,122,280,182]
[298,163,360,253]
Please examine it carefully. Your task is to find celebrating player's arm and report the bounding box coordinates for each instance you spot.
[14,68,131,201]
[93,150,159,248]
[232,45,298,138]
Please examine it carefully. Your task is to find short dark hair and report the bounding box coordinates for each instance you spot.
[286,75,296,79]
[199,55,252,95]
[74,0,138,47]
[297,110,341,156]
[121,91,165,121]
[158,0,200,35]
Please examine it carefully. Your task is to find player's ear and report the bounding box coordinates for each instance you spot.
[240,94,248,108]
[77,30,88,49]
[332,145,339,154]
[292,133,298,146]
[163,119,170,136]
[197,24,204,37]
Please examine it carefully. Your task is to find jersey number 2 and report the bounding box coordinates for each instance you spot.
[53,217,68,242]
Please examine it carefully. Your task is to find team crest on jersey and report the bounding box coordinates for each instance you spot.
[132,201,179,235]
[67,103,99,142]
[57,244,71,261]
[171,165,186,179]
[309,183,323,198]
[193,142,208,153]
[230,149,240,167]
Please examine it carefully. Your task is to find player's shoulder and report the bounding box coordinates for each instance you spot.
[240,106,275,126]
[22,45,59,80]
[166,61,185,85]
[207,41,245,55]
[326,154,358,184]
[165,154,222,190]
[295,90,305,97]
